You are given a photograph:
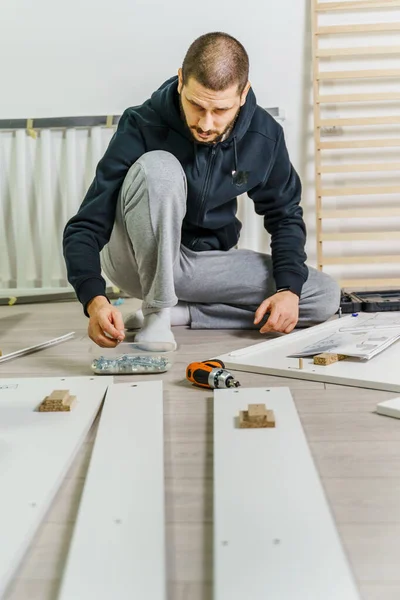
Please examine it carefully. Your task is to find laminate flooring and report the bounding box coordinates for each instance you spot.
[1,299,400,600]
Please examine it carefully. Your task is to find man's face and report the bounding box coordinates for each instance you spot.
[177,69,250,144]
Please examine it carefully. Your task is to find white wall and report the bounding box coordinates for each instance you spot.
[0,0,308,173]
[1,0,400,280]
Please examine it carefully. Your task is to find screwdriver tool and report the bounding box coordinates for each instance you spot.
[186,359,241,390]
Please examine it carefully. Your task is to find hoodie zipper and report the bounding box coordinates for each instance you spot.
[190,146,217,250]
[198,146,216,220]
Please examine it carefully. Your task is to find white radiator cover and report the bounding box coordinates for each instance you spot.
[0,111,284,296]
[0,126,115,296]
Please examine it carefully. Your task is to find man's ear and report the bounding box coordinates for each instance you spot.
[177,68,183,94]
[240,81,251,106]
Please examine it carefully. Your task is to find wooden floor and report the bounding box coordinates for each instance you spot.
[1,299,400,600]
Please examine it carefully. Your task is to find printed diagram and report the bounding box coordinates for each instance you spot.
[339,313,400,331]
[289,314,400,360]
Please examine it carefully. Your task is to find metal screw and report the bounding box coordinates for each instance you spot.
[92,354,171,374]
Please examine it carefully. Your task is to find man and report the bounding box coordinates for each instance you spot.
[63,32,340,349]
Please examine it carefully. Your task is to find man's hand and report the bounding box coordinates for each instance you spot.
[254,291,299,334]
[87,296,126,348]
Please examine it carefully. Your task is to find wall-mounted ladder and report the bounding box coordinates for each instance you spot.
[311,0,400,289]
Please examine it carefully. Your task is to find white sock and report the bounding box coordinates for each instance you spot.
[124,309,144,330]
[171,302,190,326]
[125,302,190,330]
[135,307,177,350]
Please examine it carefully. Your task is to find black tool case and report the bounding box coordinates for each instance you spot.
[349,290,400,312]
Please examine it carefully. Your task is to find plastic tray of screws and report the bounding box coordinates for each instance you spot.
[89,341,176,375]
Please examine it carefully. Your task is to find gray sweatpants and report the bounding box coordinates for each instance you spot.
[101,151,340,329]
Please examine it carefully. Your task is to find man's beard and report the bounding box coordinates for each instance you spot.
[179,95,239,145]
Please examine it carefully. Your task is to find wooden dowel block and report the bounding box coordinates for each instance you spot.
[239,405,276,428]
[62,395,77,410]
[38,390,76,412]
[48,389,70,402]
[248,404,267,423]
[265,410,276,428]
[313,353,347,366]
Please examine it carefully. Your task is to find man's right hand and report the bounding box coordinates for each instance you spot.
[87,296,126,348]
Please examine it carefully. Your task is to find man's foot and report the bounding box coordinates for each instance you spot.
[124,309,145,330]
[171,302,190,326]
[135,308,177,351]
[125,302,190,330]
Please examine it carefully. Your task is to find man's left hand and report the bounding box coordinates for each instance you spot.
[254,291,299,334]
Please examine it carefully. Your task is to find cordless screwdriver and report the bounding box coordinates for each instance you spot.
[186,359,241,390]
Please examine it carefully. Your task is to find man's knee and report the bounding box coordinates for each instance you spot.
[312,272,341,323]
[138,150,185,177]
[122,151,186,198]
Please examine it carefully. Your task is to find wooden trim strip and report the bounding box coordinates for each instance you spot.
[323,255,400,264]
[321,231,400,240]
[319,139,400,149]
[321,186,400,196]
[320,207,400,217]
[317,1,400,11]
[318,68,400,80]
[317,22,400,34]
[317,46,400,57]
[319,163,400,173]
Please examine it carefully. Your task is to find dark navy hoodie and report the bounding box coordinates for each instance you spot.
[63,76,308,312]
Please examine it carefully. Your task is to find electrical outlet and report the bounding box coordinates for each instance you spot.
[320,126,342,136]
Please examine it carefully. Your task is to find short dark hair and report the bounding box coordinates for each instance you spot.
[182,32,249,94]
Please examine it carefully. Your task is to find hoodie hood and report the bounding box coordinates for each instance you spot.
[149,76,257,145]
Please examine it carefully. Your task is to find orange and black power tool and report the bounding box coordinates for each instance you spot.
[186,359,241,390]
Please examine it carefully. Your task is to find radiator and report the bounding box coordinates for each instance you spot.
[0,124,114,297]
[0,109,284,297]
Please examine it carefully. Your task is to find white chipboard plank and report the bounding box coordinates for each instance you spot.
[214,386,361,600]
[0,376,112,598]
[217,314,400,392]
[376,396,400,419]
[58,381,166,600]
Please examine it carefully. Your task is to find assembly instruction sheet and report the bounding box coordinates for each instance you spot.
[289,313,400,360]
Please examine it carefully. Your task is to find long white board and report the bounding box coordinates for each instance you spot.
[0,376,111,598]
[214,387,361,600]
[217,314,400,392]
[58,381,166,600]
